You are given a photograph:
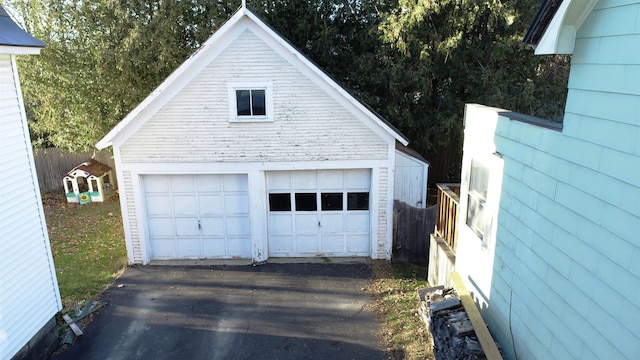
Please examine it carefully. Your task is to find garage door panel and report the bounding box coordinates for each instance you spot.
[295,214,318,234]
[346,213,369,232]
[347,235,369,253]
[226,216,251,236]
[171,175,196,192]
[224,195,249,214]
[175,218,199,236]
[151,239,176,258]
[176,238,201,257]
[201,238,226,256]
[228,237,252,257]
[346,170,370,189]
[200,217,225,236]
[145,175,170,193]
[321,235,345,253]
[223,174,248,191]
[296,235,319,253]
[319,170,344,190]
[293,171,317,190]
[146,196,172,215]
[269,214,292,234]
[266,172,291,191]
[319,214,344,233]
[269,235,293,255]
[173,195,198,215]
[199,195,224,215]
[197,175,222,192]
[148,218,175,236]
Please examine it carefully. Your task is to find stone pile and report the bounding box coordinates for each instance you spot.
[417,286,487,360]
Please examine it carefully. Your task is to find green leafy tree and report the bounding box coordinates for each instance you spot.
[5,0,238,151]
[377,0,569,180]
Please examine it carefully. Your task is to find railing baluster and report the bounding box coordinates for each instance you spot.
[434,183,460,253]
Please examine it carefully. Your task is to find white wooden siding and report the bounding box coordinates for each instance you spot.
[0,54,62,359]
[394,151,428,207]
[119,29,388,163]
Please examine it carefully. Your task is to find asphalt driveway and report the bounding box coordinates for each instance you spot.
[53,263,387,360]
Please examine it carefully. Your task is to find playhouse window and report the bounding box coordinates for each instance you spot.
[65,179,74,193]
[466,160,489,240]
[90,179,99,193]
[77,177,89,193]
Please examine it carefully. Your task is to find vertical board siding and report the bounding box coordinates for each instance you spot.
[120,29,388,163]
[0,54,61,359]
[394,151,427,207]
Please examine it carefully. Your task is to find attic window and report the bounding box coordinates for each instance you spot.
[236,89,265,116]
[228,80,273,122]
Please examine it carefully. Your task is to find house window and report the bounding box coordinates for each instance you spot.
[228,81,273,122]
[236,89,266,116]
[90,179,99,193]
[466,160,489,240]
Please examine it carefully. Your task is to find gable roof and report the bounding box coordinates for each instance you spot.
[523,0,598,55]
[96,5,409,150]
[64,159,112,179]
[0,5,45,54]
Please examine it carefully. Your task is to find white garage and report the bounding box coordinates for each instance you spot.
[96,6,428,264]
[143,174,251,260]
[267,170,371,257]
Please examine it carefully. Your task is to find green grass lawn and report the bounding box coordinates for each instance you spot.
[43,191,127,307]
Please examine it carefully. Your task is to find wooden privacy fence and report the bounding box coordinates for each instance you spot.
[33,148,116,193]
[434,183,460,253]
[392,200,436,263]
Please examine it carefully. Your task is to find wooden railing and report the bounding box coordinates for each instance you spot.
[434,183,461,253]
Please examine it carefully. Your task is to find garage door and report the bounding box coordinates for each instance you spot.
[267,170,370,257]
[143,174,251,260]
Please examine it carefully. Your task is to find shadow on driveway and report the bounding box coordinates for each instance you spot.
[54,263,387,360]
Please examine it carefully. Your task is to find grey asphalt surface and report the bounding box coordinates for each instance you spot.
[53,263,388,360]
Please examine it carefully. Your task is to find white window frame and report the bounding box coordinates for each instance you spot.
[466,159,489,243]
[227,80,273,122]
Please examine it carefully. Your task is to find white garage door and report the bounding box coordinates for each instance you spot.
[267,169,370,257]
[143,174,251,260]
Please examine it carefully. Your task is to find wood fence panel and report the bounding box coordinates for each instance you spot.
[33,148,116,193]
[392,200,436,263]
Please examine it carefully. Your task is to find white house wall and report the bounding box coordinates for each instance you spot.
[0,54,62,359]
[458,3,640,354]
[113,26,396,264]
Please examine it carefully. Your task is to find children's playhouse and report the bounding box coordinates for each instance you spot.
[63,159,115,204]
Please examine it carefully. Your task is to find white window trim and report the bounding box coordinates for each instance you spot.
[227,80,274,122]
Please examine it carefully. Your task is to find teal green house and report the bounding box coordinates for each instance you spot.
[454,0,640,358]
